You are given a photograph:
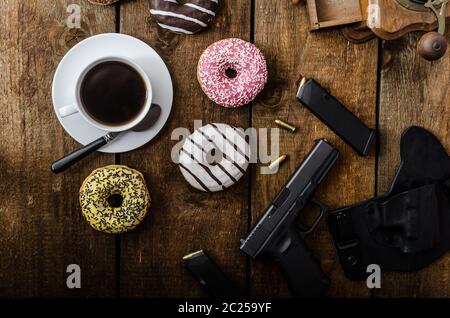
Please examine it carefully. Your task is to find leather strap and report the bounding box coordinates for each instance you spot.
[328,209,365,280]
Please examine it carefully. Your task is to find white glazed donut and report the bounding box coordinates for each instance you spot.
[179,123,250,192]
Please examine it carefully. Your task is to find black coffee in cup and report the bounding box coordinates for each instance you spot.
[80,61,147,126]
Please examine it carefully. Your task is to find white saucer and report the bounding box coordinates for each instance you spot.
[52,33,173,153]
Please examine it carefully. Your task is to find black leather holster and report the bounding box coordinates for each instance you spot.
[328,126,450,280]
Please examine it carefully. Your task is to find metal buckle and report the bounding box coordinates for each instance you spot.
[336,239,359,251]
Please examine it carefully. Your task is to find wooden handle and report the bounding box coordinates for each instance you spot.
[417,32,448,61]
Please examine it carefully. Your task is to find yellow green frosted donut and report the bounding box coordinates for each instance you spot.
[79,165,150,234]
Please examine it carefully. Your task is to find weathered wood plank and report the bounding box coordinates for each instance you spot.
[0,0,116,297]
[251,0,378,297]
[119,0,251,297]
[376,33,450,297]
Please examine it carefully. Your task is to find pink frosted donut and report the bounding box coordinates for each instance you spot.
[197,38,268,108]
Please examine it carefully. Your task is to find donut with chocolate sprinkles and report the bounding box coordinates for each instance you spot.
[149,0,219,34]
[79,165,150,234]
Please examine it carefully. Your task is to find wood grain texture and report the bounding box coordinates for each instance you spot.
[375,31,450,297]
[0,0,116,297]
[1,0,449,298]
[306,0,362,30]
[118,0,251,297]
[250,0,378,297]
[370,0,450,41]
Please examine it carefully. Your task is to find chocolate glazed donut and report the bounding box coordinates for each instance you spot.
[88,0,118,5]
[149,0,219,34]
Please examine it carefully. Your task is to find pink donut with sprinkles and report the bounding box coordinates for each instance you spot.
[197,38,268,108]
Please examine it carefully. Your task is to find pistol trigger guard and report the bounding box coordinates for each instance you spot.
[297,198,329,237]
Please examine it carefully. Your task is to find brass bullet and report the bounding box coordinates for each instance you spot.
[268,155,288,171]
[182,250,203,261]
[296,76,307,97]
[275,119,296,133]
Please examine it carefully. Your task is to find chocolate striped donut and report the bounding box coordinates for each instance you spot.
[179,123,250,192]
[149,0,219,35]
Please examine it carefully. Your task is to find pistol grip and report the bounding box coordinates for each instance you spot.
[269,229,330,297]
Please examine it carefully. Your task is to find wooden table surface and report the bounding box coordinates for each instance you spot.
[0,0,449,298]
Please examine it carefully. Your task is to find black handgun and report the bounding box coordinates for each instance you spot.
[240,139,339,297]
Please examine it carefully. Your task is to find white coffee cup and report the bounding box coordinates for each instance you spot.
[58,56,153,132]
